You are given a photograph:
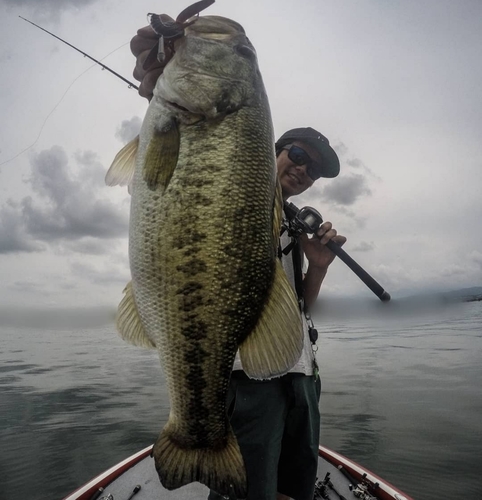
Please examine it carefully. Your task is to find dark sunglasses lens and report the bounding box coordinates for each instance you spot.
[307,165,323,180]
[287,146,323,180]
[288,146,310,166]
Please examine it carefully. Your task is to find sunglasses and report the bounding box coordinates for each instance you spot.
[281,144,323,181]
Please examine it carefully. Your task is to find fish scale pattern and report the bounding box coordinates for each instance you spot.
[133,106,276,447]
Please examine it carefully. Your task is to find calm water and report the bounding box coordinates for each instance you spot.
[1,300,481,500]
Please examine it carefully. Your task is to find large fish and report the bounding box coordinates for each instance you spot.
[106,13,303,497]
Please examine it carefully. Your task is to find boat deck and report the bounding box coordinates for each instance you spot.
[64,445,412,500]
[95,451,352,499]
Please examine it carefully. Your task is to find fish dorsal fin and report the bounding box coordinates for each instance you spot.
[143,121,180,191]
[105,135,139,187]
[116,281,156,349]
[239,259,303,379]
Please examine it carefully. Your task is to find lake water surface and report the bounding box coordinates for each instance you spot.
[1,299,481,500]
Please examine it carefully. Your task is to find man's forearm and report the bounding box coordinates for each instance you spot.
[303,265,328,310]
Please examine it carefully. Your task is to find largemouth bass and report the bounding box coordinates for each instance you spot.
[106,14,303,497]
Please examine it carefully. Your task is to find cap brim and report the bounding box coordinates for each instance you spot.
[298,138,339,178]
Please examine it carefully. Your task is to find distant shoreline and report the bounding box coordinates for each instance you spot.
[466,296,482,302]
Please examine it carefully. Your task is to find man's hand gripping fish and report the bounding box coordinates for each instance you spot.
[106,11,303,498]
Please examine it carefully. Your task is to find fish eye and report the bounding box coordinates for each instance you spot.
[234,43,257,60]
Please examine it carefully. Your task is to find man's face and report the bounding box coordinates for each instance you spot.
[276,141,323,199]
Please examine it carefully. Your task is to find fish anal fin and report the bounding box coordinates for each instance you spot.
[116,281,156,349]
[153,424,246,497]
[239,259,303,379]
[143,121,180,191]
[105,135,139,188]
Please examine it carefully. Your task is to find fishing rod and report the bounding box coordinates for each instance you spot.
[283,202,391,302]
[19,16,139,90]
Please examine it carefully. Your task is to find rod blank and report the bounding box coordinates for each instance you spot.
[325,239,391,301]
[19,16,139,90]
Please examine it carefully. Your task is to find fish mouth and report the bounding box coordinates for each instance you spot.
[164,98,206,123]
[165,99,190,113]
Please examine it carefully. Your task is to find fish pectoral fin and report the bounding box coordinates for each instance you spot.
[116,281,156,349]
[239,259,304,379]
[143,121,180,191]
[105,135,139,188]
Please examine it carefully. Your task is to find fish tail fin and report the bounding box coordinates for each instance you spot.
[239,258,304,379]
[153,425,247,497]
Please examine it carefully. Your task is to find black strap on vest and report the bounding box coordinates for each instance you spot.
[290,238,305,305]
[280,223,320,356]
[280,214,305,307]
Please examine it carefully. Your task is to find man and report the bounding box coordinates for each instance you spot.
[130,26,346,500]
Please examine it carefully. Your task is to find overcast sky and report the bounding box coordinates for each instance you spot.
[1,0,481,311]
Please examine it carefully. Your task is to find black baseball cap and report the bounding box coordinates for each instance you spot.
[275,127,340,178]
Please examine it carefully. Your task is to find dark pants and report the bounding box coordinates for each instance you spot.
[208,371,321,500]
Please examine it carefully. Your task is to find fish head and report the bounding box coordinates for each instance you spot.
[153,16,264,120]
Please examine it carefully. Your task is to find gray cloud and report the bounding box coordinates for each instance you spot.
[25,146,128,240]
[10,280,45,293]
[115,116,142,144]
[332,142,380,180]
[352,241,375,252]
[74,150,109,188]
[0,200,44,254]
[63,238,114,256]
[330,206,367,229]
[347,158,362,168]
[320,174,372,206]
[2,0,96,5]
[70,260,130,286]
[0,146,128,254]
[333,142,348,157]
[469,250,482,270]
[1,0,99,21]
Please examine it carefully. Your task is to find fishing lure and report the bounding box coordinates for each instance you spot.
[143,0,216,67]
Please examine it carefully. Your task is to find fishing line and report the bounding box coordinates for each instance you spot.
[0,42,131,169]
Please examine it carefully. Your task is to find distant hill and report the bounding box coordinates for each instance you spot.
[439,287,482,302]
[395,286,482,304]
